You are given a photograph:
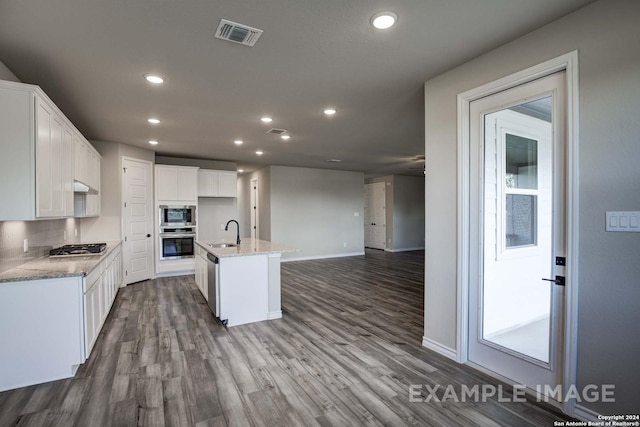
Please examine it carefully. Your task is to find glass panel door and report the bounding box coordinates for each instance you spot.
[482,96,553,363]
[468,71,566,398]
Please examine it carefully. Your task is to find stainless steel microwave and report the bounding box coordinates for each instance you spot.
[159,205,196,227]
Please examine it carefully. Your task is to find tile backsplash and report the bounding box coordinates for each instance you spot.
[0,218,80,274]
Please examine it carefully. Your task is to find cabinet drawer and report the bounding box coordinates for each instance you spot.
[83,259,105,293]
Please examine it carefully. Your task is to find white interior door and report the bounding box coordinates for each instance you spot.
[364,182,386,250]
[122,157,154,284]
[468,73,566,399]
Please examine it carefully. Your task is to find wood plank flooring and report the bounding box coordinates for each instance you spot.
[0,249,571,426]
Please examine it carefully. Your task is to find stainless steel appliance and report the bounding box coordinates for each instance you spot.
[206,253,221,319]
[159,228,196,260]
[159,205,196,227]
[49,243,107,257]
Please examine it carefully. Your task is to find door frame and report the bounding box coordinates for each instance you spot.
[456,51,579,415]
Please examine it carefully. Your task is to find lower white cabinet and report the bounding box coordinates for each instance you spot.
[0,243,122,392]
[83,245,122,357]
[194,248,209,301]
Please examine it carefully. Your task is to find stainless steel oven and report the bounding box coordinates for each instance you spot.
[159,228,196,260]
[159,205,196,227]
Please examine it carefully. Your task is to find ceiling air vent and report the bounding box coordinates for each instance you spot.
[267,128,287,135]
[215,19,263,47]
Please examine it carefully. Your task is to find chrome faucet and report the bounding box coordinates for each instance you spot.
[225,220,241,245]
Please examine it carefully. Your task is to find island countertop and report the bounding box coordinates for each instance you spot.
[0,241,123,283]
[195,238,297,258]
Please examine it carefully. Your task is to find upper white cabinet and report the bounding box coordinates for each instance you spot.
[0,80,94,220]
[198,169,237,198]
[73,134,100,191]
[156,165,199,202]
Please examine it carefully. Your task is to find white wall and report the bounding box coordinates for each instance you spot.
[238,167,271,240]
[424,0,640,414]
[0,60,19,82]
[365,175,425,251]
[197,197,238,242]
[270,166,364,260]
[391,175,425,251]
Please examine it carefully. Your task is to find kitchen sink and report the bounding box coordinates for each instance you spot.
[209,243,237,248]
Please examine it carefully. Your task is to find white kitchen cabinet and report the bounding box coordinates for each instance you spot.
[197,169,237,198]
[0,276,85,392]
[83,244,122,357]
[73,132,101,190]
[63,127,74,216]
[73,130,101,217]
[35,97,66,218]
[0,80,97,220]
[0,243,123,392]
[156,165,199,202]
[194,248,209,301]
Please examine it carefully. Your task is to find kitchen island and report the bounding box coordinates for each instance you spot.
[195,238,296,327]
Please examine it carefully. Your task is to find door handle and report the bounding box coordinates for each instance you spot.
[147,234,151,238]
[542,276,565,286]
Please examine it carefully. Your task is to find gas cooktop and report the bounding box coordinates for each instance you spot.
[49,243,107,257]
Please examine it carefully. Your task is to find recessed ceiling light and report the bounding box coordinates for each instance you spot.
[256,150,264,156]
[371,11,397,29]
[324,108,337,116]
[147,118,160,124]
[148,140,159,145]
[281,135,291,140]
[327,159,342,163]
[144,74,165,84]
[238,169,244,173]
[234,139,243,145]
[260,117,273,123]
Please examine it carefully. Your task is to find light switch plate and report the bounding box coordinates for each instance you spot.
[606,211,640,232]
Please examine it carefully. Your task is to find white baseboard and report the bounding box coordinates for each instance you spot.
[154,270,195,278]
[385,247,425,253]
[422,336,457,361]
[267,310,282,320]
[282,252,365,262]
[573,404,601,422]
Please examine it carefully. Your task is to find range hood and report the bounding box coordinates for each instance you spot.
[73,180,98,195]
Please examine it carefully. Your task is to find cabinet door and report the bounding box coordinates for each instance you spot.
[197,170,218,197]
[178,168,198,201]
[35,99,65,217]
[73,133,87,185]
[217,171,237,197]
[63,127,74,216]
[201,255,209,301]
[84,281,100,356]
[156,166,178,201]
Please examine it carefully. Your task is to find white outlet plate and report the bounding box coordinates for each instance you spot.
[23,239,28,253]
[353,212,359,217]
[606,211,640,232]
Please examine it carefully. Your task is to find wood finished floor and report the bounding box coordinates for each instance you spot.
[0,249,571,426]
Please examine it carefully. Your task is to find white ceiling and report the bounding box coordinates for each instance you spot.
[0,0,594,177]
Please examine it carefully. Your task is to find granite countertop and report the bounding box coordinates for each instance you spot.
[0,241,122,283]
[195,238,297,258]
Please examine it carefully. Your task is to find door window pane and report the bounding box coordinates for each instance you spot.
[505,134,537,190]
[506,194,536,247]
